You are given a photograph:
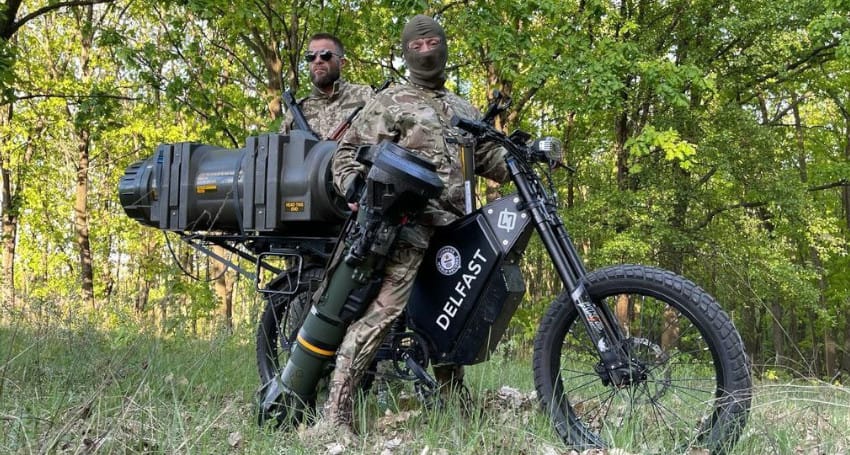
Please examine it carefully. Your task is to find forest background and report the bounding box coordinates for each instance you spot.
[2,0,850,382]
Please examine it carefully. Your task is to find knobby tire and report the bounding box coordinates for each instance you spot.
[533,265,751,454]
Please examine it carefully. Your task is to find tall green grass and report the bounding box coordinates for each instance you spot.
[2,325,848,454]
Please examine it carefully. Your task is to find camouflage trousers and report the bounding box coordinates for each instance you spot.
[323,244,425,428]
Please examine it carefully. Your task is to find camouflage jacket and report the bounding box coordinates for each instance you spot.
[279,80,373,139]
[332,83,510,236]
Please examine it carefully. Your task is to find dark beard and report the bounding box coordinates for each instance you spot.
[311,66,340,90]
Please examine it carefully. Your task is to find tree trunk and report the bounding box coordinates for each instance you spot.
[239,7,303,116]
[742,302,760,366]
[661,307,680,351]
[182,246,193,334]
[0,177,16,308]
[211,245,234,334]
[74,128,95,309]
[3,103,43,310]
[260,32,284,120]
[771,299,784,366]
[136,280,150,314]
[0,105,16,308]
[614,109,631,192]
[789,305,799,364]
[70,5,96,310]
[794,97,832,376]
[614,294,633,336]
[482,62,511,205]
[824,331,836,377]
[811,249,829,375]
[242,25,285,120]
[135,235,157,314]
[842,117,850,231]
[842,312,850,374]
[565,112,576,209]
[159,291,168,333]
[842,118,850,373]
[809,309,819,375]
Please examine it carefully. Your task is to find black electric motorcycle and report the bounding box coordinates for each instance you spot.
[119,91,751,453]
[253,113,752,453]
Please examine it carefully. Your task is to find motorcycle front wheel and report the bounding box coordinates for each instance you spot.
[533,265,751,454]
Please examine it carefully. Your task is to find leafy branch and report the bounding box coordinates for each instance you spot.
[808,179,850,192]
[689,200,767,232]
[1,0,116,40]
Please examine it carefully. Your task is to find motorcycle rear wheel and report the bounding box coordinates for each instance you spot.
[533,265,751,454]
[256,266,324,427]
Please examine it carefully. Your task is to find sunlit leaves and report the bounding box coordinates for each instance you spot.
[626,125,697,172]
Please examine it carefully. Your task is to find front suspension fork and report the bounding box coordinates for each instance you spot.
[569,283,643,386]
[508,159,632,383]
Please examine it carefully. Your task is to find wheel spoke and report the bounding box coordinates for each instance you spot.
[534,266,750,454]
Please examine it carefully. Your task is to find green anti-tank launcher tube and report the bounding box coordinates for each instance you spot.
[259,141,444,420]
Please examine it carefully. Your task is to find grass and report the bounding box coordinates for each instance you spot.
[2,324,849,454]
[1,324,256,453]
[734,381,850,455]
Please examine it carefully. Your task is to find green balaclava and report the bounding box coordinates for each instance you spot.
[401,15,448,89]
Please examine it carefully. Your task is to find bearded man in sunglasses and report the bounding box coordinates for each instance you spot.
[279,33,373,139]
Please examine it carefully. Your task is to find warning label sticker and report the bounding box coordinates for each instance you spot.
[284,201,305,212]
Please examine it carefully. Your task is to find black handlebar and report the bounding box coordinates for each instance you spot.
[450,115,492,137]
[451,114,554,169]
[451,114,532,164]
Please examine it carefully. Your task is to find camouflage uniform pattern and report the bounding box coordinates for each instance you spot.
[279,80,373,139]
[323,243,426,427]
[324,84,510,427]
[333,84,510,231]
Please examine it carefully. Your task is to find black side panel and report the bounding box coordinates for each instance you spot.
[462,262,526,364]
[407,215,501,361]
[408,194,532,365]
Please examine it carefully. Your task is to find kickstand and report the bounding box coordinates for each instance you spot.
[402,352,441,407]
[257,374,285,426]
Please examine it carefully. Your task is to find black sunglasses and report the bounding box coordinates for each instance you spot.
[304,49,341,63]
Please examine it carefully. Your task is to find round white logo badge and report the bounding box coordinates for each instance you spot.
[436,246,462,276]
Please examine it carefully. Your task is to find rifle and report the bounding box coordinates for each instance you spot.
[327,79,393,141]
[481,89,512,125]
[282,89,319,140]
[372,78,392,93]
[327,104,364,141]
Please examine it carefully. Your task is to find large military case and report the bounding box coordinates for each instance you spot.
[118,131,346,236]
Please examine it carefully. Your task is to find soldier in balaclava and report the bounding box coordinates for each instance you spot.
[318,14,510,438]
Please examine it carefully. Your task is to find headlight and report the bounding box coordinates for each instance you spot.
[532,137,563,163]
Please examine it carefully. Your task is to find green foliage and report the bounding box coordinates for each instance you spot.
[626,125,698,172]
[0,0,849,377]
